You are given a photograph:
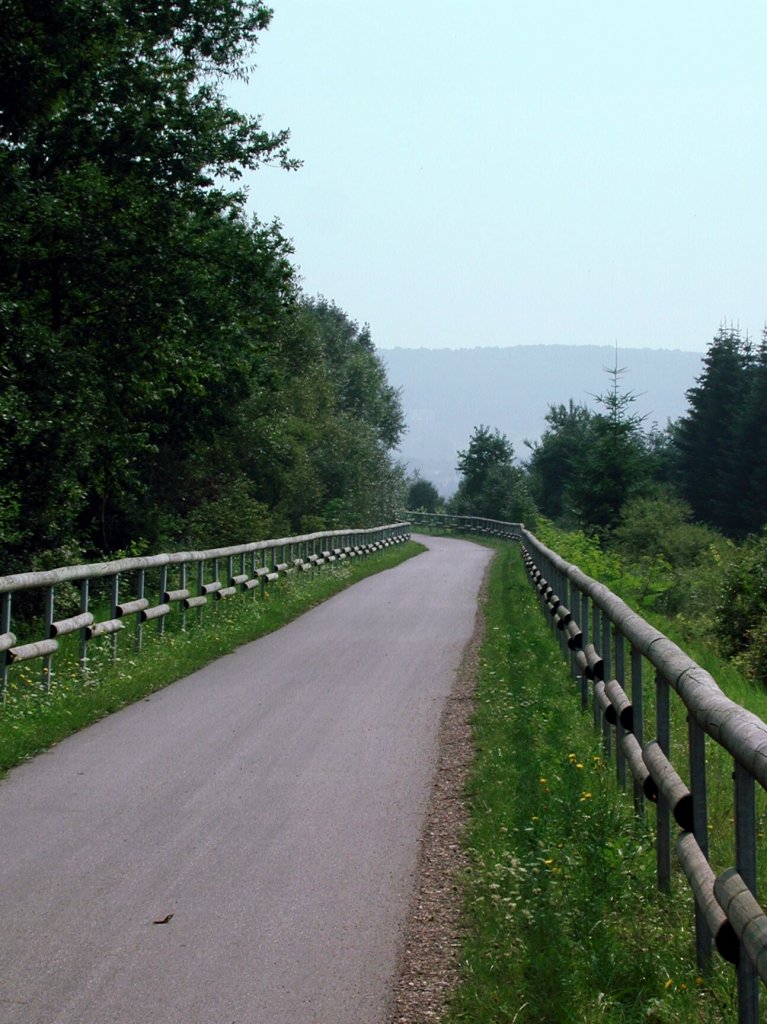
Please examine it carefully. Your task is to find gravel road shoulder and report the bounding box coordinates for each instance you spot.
[389,558,490,1023]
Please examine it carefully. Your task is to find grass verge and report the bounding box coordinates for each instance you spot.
[445,541,736,1023]
[0,541,424,775]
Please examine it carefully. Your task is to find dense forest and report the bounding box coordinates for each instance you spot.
[0,1,405,572]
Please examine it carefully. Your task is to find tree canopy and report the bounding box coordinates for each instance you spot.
[674,324,767,537]
[407,477,441,513]
[525,361,666,535]
[451,425,535,524]
[0,2,405,567]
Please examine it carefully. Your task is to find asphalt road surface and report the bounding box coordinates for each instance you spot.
[0,534,491,1024]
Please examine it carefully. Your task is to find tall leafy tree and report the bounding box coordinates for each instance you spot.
[0,1,298,556]
[452,425,534,523]
[525,400,594,522]
[294,298,405,527]
[407,477,441,513]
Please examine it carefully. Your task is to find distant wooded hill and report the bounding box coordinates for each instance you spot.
[379,345,704,496]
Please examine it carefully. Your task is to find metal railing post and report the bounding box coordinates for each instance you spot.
[180,564,188,629]
[157,565,168,637]
[601,606,612,758]
[734,762,759,1022]
[689,716,712,970]
[614,627,627,791]
[631,644,644,814]
[656,670,671,894]
[43,586,54,690]
[1,592,10,702]
[197,560,205,622]
[110,575,119,662]
[580,588,589,710]
[79,580,89,669]
[136,569,145,652]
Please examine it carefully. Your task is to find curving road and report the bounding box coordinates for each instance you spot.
[0,534,491,1024]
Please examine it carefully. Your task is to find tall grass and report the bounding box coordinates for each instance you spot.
[528,520,767,891]
[0,542,424,775]
[446,542,736,1023]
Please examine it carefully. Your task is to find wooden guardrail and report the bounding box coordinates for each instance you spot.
[408,510,767,1024]
[0,523,411,699]
[405,510,522,539]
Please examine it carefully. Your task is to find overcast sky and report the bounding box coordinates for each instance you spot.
[230,1,766,352]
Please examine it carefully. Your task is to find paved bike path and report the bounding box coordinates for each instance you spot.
[0,534,491,1024]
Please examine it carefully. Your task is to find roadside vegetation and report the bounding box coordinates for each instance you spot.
[0,542,423,776]
[413,326,767,694]
[1,3,406,576]
[4,7,767,1016]
[418,341,767,1019]
[445,541,736,1023]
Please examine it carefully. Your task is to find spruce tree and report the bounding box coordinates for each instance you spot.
[676,326,748,534]
[735,326,767,535]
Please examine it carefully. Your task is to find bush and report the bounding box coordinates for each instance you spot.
[182,478,277,549]
[407,478,441,513]
[714,529,767,675]
[611,494,728,616]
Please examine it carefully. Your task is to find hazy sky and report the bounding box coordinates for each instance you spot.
[231,2,766,351]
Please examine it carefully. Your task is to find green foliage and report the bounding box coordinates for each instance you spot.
[674,324,767,537]
[714,529,767,679]
[612,494,728,614]
[525,400,594,523]
[565,360,656,534]
[0,0,294,552]
[183,479,276,549]
[452,425,536,525]
[407,477,442,513]
[0,9,405,566]
[534,518,631,594]
[447,544,734,1022]
[524,366,674,536]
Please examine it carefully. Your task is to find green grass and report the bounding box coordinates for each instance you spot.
[0,542,424,775]
[522,520,767,890]
[446,541,736,1023]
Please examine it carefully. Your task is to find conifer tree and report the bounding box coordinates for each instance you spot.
[734,326,767,535]
[676,326,749,534]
